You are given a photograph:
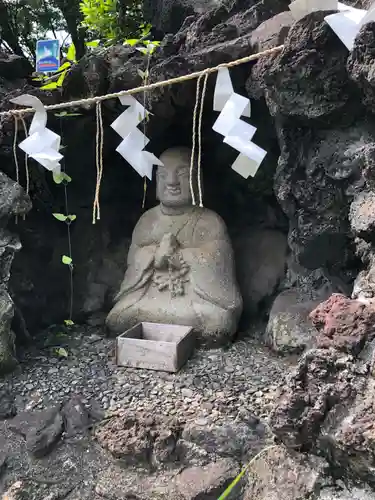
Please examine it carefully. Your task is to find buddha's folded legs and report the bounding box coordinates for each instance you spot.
[192,300,239,346]
[106,294,200,334]
[106,292,238,347]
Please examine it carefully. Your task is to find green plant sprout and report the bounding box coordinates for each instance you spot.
[54,346,68,358]
[217,445,277,500]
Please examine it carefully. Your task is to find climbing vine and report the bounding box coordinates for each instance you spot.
[51,112,81,324]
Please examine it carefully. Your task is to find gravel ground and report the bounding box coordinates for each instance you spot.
[1,324,291,422]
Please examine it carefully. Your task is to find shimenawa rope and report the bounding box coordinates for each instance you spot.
[2,44,284,118]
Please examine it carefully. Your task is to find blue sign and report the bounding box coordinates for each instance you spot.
[36,39,60,73]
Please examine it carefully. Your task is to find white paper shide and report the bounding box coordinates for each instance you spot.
[288,0,375,51]
[111,95,163,179]
[10,94,63,174]
[212,67,267,179]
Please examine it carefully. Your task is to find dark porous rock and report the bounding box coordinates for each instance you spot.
[318,378,375,484]
[234,229,287,317]
[0,172,31,373]
[265,289,321,355]
[350,190,375,239]
[61,396,91,437]
[319,484,375,499]
[244,445,327,500]
[9,406,63,458]
[0,436,7,477]
[269,348,365,451]
[249,11,294,56]
[268,337,375,486]
[95,458,241,500]
[0,50,32,80]
[0,291,17,374]
[0,172,31,222]
[249,11,356,119]
[173,458,241,499]
[348,22,375,112]
[180,417,267,462]
[25,407,64,458]
[0,388,16,419]
[95,411,183,468]
[309,293,375,355]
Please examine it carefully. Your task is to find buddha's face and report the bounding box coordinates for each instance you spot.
[156,148,192,208]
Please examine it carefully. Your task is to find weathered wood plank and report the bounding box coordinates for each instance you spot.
[116,322,195,372]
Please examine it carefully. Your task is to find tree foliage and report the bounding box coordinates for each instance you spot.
[0,0,69,60]
[80,0,142,44]
[0,0,144,64]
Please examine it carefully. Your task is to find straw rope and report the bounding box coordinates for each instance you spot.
[19,116,29,196]
[92,101,104,223]
[197,73,209,208]
[2,44,284,118]
[189,75,202,206]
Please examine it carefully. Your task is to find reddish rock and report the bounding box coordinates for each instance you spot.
[94,411,183,468]
[309,293,375,355]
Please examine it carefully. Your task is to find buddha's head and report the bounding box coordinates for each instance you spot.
[156,147,193,211]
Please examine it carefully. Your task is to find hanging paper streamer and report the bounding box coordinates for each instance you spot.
[288,0,375,51]
[325,3,375,50]
[10,94,62,174]
[212,68,267,179]
[111,95,163,179]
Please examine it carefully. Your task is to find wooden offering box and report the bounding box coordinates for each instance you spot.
[116,322,195,373]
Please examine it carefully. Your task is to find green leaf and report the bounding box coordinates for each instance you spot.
[124,38,139,46]
[64,319,74,326]
[66,43,76,62]
[136,47,148,55]
[86,39,100,47]
[217,467,247,500]
[40,82,58,90]
[62,173,72,182]
[62,255,72,265]
[217,445,277,500]
[55,112,82,118]
[140,23,152,36]
[53,213,67,222]
[67,214,77,221]
[58,61,71,71]
[53,172,64,184]
[53,171,72,183]
[57,69,68,87]
[55,347,68,358]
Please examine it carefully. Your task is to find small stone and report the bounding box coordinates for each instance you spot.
[0,389,16,420]
[61,396,90,437]
[181,388,194,398]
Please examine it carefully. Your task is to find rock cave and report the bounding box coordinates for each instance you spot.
[2,0,375,498]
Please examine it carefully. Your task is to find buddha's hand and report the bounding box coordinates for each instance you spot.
[154,233,179,269]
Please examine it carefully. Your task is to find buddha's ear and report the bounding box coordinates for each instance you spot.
[155,170,161,201]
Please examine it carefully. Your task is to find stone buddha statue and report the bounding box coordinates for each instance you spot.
[106,146,242,345]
